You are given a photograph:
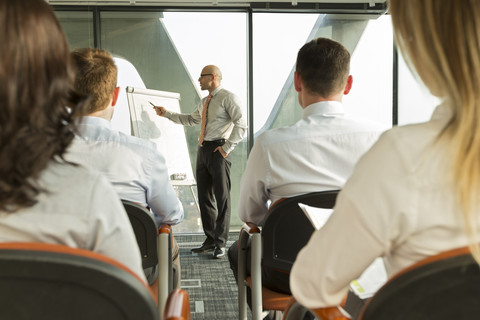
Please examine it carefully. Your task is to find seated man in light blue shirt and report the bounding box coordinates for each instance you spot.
[66,48,184,286]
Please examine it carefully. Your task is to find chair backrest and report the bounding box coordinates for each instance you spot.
[262,190,339,273]
[359,246,480,320]
[122,200,158,269]
[0,242,158,320]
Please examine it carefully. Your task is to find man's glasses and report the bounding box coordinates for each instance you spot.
[200,74,213,77]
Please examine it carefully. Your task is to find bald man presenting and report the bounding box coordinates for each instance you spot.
[154,65,246,259]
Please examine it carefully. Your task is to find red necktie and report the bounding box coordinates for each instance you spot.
[199,94,213,146]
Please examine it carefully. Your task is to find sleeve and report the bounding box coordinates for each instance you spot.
[165,101,203,126]
[145,147,184,226]
[86,174,147,283]
[238,137,270,225]
[290,130,412,309]
[222,93,247,154]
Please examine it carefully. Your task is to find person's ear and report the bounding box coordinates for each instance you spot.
[111,87,120,106]
[294,71,302,93]
[343,75,353,95]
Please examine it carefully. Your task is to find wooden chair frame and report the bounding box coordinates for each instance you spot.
[162,288,191,320]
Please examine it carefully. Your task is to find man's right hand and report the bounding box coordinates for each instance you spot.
[153,106,167,117]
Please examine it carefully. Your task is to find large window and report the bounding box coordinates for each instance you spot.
[54,11,94,48]
[397,52,439,125]
[253,13,393,137]
[55,6,394,233]
[101,10,247,232]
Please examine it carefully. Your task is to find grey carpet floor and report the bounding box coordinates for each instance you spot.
[176,233,252,320]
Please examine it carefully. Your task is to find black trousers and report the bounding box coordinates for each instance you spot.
[228,239,291,295]
[228,239,290,319]
[196,140,231,248]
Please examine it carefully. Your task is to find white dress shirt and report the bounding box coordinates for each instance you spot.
[239,101,386,225]
[164,86,247,154]
[0,161,146,282]
[66,116,184,226]
[290,103,479,309]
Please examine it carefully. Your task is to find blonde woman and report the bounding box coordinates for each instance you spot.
[290,0,480,313]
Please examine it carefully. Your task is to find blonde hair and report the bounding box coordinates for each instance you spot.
[389,0,480,262]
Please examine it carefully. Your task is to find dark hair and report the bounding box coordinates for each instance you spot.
[296,37,350,97]
[71,48,118,114]
[0,0,89,211]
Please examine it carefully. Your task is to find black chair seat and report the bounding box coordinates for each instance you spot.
[359,247,480,320]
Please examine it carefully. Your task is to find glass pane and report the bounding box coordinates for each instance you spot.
[100,11,248,233]
[397,51,439,125]
[253,13,394,136]
[54,11,94,49]
[252,13,319,133]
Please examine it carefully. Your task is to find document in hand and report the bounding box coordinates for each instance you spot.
[297,203,333,230]
[297,203,387,299]
[350,258,387,299]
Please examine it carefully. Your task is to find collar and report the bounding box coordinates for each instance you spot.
[302,101,345,119]
[76,116,112,129]
[430,102,453,122]
[210,86,223,97]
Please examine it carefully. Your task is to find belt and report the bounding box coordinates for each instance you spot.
[201,139,225,147]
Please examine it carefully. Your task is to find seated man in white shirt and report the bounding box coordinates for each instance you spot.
[228,37,386,312]
[66,48,184,286]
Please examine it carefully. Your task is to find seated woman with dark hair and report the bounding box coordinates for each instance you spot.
[0,0,146,283]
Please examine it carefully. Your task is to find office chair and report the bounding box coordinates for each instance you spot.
[238,190,339,320]
[122,200,173,316]
[283,246,480,320]
[162,288,191,320]
[0,242,158,320]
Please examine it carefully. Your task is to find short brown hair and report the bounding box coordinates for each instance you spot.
[295,37,350,97]
[71,48,118,114]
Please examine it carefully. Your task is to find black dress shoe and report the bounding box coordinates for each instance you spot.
[191,243,215,253]
[212,246,226,259]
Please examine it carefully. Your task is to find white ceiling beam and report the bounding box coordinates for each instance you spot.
[47,0,386,5]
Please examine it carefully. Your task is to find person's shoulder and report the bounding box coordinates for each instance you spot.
[40,161,116,212]
[216,87,232,95]
[255,123,298,148]
[47,160,106,187]
[115,130,157,151]
[116,132,167,169]
[342,114,389,132]
[77,125,159,155]
[216,88,239,100]
[381,120,437,145]
[362,120,442,172]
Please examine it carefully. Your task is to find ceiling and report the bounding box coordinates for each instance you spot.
[47,0,387,8]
